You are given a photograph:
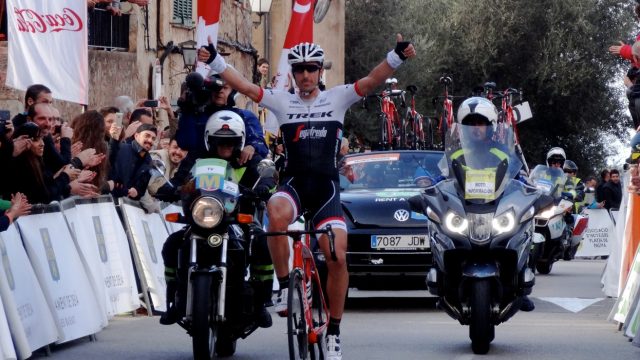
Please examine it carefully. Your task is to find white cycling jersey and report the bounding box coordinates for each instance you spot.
[258,84,363,179]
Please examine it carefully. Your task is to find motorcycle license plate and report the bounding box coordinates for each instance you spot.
[370,235,429,250]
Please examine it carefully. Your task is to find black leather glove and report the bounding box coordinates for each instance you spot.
[394,41,411,61]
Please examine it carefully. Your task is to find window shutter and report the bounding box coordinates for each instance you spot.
[173,0,193,27]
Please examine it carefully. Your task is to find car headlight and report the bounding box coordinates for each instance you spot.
[191,196,224,228]
[538,206,557,219]
[492,210,516,235]
[444,212,468,235]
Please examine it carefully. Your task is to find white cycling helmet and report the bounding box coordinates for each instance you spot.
[204,110,245,153]
[546,147,566,166]
[288,42,325,65]
[456,97,499,129]
[385,78,398,85]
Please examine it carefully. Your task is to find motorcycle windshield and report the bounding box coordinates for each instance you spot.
[529,164,567,199]
[191,158,240,197]
[445,122,522,204]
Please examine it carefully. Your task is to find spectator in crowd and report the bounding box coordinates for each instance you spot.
[157,126,172,150]
[100,106,121,142]
[28,102,72,173]
[255,58,270,88]
[602,169,623,210]
[0,193,31,232]
[124,108,154,140]
[596,169,610,203]
[70,111,110,192]
[147,138,187,199]
[583,176,605,209]
[108,123,156,200]
[9,123,99,204]
[12,84,52,128]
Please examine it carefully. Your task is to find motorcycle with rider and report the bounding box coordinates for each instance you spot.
[154,110,276,360]
[409,97,552,354]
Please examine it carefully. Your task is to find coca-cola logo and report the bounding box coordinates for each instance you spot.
[13,7,84,33]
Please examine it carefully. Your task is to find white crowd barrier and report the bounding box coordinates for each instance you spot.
[0,196,181,357]
[119,198,169,312]
[16,204,104,344]
[0,224,58,359]
[61,196,140,318]
[575,209,614,258]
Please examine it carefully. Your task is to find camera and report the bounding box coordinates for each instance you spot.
[143,100,159,108]
[178,72,226,111]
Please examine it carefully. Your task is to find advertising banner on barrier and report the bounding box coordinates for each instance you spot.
[17,209,103,343]
[63,197,140,317]
[0,294,16,360]
[0,224,58,359]
[120,201,169,311]
[575,209,613,257]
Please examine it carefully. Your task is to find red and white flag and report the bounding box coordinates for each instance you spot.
[195,0,222,76]
[264,0,315,134]
[6,0,88,104]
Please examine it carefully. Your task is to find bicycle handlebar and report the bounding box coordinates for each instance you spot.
[259,225,337,261]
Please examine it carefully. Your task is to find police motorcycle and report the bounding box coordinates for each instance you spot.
[408,99,552,354]
[158,115,274,360]
[528,165,588,274]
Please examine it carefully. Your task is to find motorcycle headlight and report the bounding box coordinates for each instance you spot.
[444,212,468,235]
[492,210,516,235]
[539,206,557,219]
[191,196,224,228]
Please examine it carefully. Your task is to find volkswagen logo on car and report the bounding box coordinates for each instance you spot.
[393,209,410,222]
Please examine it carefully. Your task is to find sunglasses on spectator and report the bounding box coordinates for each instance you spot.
[291,64,321,74]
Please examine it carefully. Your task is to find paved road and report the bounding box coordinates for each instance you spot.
[31,259,640,359]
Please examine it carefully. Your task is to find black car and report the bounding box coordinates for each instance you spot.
[316,150,445,289]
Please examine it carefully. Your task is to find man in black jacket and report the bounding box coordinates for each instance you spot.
[108,123,157,200]
[602,169,623,210]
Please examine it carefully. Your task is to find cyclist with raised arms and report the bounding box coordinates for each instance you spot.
[198,34,416,360]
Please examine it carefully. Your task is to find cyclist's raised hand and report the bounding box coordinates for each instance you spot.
[394,33,416,60]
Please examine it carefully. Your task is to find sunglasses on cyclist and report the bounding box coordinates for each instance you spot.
[291,64,321,74]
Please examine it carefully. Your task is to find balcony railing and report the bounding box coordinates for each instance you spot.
[88,8,129,51]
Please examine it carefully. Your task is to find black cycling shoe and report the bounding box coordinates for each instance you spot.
[255,307,273,328]
[520,296,535,312]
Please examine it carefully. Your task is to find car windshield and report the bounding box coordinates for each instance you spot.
[339,152,444,190]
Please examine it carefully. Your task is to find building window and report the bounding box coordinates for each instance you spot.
[173,0,193,27]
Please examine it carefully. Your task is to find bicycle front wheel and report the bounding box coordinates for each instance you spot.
[288,269,309,360]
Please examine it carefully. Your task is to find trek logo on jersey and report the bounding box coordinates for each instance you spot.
[292,125,328,142]
[286,111,333,120]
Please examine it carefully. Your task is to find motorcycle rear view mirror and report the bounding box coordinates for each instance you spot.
[151,159,174,188]
[257,159,276,178]
[407,194,427,214]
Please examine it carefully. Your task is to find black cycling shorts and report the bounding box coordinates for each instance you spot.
[271,176,346,231]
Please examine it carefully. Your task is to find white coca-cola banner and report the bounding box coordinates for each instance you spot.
[5,0,89,104]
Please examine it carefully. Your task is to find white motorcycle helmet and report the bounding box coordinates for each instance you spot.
[546,147,566,167]
[204,110,245,155]
[385,78,398,85]
[456,97,499,130]
[288,42,325,65]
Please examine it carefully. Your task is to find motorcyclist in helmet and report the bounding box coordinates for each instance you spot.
[450,96,508,169]
[158,110,276,328]
[563,160,586,213]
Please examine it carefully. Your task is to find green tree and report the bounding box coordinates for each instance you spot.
[345,0,636,174]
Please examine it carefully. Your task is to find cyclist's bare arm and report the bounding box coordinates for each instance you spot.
[356,34,416,95]
[197,36,262,102]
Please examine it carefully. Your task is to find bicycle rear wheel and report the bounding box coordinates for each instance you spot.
[288,269,309,360]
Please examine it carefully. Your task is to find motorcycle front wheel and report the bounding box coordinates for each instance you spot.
[191,275,217,360]
[469,279,494,355]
